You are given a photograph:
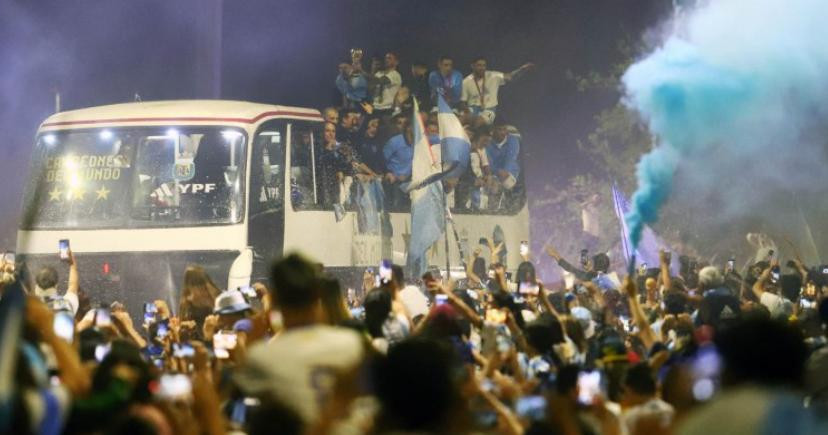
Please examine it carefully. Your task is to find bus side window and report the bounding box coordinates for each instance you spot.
[289,124,322,210]
[251,123,284,215]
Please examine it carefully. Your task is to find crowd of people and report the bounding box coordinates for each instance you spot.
[296,50,534,214]
[3,233,828,434]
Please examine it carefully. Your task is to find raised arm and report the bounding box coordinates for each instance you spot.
[67,250,79,297]
[659,250,672,292]
[752,261,774,300]
[624,277,657,351]
[504,62,535,82]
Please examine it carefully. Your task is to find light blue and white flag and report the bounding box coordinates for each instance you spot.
[437,94,470,179]
[612,183,679,274]
[407,98,446,277]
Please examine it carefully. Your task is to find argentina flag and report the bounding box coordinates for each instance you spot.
[612,183,679,274]
[437,94,470,179]
[406,98,446,277]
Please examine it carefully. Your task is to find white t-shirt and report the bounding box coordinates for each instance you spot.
[234,324,365,424]
[372,69,401,110]
[461,71,507,109]
[759,291,793,318]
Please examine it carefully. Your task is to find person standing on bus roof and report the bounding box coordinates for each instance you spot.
[371,52,402,120]
[460,56,534,125]
[428,56,463,108]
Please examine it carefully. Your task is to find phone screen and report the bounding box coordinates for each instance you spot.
[771,266,780,283]
[379,260,392,283]
[515,395,547,421]
[580,249,589,267]
[158,374,192,400]
[59,239,70,261]
[94,308,111,327]
[156,320,170,339]
[520,241,529,256]
[53,311,75,343]
[577,370,603,405]
[726,259,735,272]
[95,343,111,362]
[143,302,157,325]
[173,342,195,358]
[519,282,539,295]
[435,294,448,305]
[213,331,238,359]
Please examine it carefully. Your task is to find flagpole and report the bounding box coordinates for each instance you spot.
[441,146,451,282]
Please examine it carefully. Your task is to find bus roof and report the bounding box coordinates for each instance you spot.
[39,100,323,129]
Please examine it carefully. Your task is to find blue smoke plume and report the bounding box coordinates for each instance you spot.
[621,0,828,248]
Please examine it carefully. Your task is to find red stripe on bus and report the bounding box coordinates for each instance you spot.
[41,110,323,127]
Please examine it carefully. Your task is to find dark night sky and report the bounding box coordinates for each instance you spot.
[0,0,668,248]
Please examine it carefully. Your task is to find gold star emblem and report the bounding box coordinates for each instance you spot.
[95,185,110,200]
[48,187,62,202]
[68,187,86,201]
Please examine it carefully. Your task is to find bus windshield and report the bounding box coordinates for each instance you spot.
[22,126,246,229]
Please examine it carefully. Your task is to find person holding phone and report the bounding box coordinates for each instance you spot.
[33,241,80,316]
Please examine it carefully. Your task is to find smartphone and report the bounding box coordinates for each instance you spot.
[156,319,170,339]
[519,282,539,295]
[822,266,828,275]
[664,251,672,263]
[53,311,75,343]
[59,239,70,261]
[95,343,111,362]
[771,265,780,283]
[3,251,14,264]
[479,237,489,246]
[213,330,238,359]
[435,294,448,305]
[515,395,547,421]
[800,299,816,309]
[379,259,392,283]
[144,302,157,325]
[580,249,589,267]
[577,370,603,405]
[726,258,735,273]
[172,342,195,358]
[157,374,192,401]
[487,269,495,279]
[520,241,529,256]
[639,263,647,276]
[94,308,111,327]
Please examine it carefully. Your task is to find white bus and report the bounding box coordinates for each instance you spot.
[17,100,529,311]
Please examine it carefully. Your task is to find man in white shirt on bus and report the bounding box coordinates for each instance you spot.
[234,253,367,432]
[460,56,534,124]
[371,52,402,119]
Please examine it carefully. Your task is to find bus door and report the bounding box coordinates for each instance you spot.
[248,120,286,280]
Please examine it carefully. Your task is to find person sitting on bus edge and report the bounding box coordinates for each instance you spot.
[460,56,534,125]
[383,122,414,209]
[335,49,369,110]
[428,56,463,108]
[319,122,354,209]
[486,118,521,207]
[466,126,493,210]
[34,249,81,316]
[370,51,402,120]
